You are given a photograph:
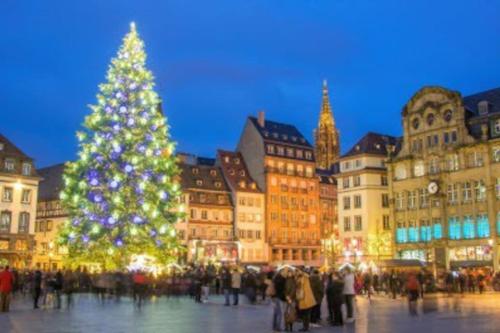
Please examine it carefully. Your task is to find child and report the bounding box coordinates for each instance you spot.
[284,300,297,332]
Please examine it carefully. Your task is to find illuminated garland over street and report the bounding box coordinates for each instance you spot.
[59,23,183,269]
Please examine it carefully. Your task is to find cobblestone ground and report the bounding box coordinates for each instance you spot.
[1,292,500,333]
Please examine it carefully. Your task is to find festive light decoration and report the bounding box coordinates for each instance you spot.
[59,22,183,269]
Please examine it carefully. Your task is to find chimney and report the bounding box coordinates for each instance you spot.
[257,110,265,127]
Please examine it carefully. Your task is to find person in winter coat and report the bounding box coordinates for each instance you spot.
[33,270,42,309]
[342,267,355,323]
[0,266,15,312]
[296,271,317,332]
[272,269,287,332]
[231,268,241,305]
[309,269,324,324]
[326,272,344,326]
[221,267,232,306]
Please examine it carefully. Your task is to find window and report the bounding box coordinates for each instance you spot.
[0,211,11,232]
[477,214,490,238]
[343,217,351,231]
[395,165,407,180]
[354,216,362,231]
[18,212,29,233]
[354,195,362,208]
[305,167,313,178]
[382,194,389,208]
[382,215,390,230]
[199,194,206,203]
[381,175,388,186]
[296,150,303,158]
[190,209,197,219]
[2,187,13,202]
[201,210,208,220]
[493,147,500,163]
[467,152,484,168]
[447,184,458,204]
[408,190,417,209]
[396,222,407,243]
[256,230,262,239]
[462,182,472,202]
[495,119,500,133]
[305,151,312,160]
[420,220,432,242]
[408,221,419,242]
[414,160,425,177]
[448,217,461,240]
[286,148,294,157]
[496,178,500,199]
[395,192,404,210]
[429,158,440,174]
[433,219,442,239]
[419,188,428,208]
[22,163,31,176]
[446,154,459,171]
[277,146,285,156]
[474,180,486,201]
[4,159,14,171]
[343,177,350,188]
[353,176,361,187]
[343,197,351,210]
[462,216,475,239]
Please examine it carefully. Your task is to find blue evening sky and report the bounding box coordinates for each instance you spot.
[1,0,499,167]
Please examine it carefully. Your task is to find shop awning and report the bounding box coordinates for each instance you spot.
[450,260,493,268]
[378,259,427,268]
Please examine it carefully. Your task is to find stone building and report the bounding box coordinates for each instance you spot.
[0,134,40,268]
[238,112,321,266]
[217,150,267,264]
[33,163,68,271]
[336,132,399,264]
[387,86,500,271]
[177,153,236,264]
[317,168,338,265]
[314,80,340,170]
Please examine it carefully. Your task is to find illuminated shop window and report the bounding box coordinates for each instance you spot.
[477,214,490,238]
[408,223,419,243]
[448,217,461,240]
[433,221,443,239]
[462,216,475,239]
[420,222,432,242]
[396,224,408,244]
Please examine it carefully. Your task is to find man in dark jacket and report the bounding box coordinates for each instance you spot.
[309,269,324,325]
[326,272,344,326]
[272,270,287,332]
[54,270,64,309]
[221,267,232,306]
[33,270,42,309]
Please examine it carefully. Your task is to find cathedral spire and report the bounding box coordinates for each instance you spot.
[314,79,340,169]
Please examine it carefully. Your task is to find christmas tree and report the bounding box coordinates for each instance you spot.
[59,23,183,270]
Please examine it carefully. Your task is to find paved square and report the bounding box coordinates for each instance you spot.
[1,293,500,332]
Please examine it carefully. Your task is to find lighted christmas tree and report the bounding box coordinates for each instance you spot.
[59,23,183,269]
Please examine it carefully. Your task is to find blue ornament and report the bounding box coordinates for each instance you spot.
[82,235,90,243]
[150,229,157,237]
[145,134,153,141]
[109,180,119,190]
[124,164,133,173]
[105,106,112,114]
[107,216,116,225]
[127,118,135,126]
[115,238,124,247]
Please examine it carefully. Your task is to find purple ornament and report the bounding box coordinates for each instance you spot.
[109,180,119,190]
[127,118,135,126]
[113,124,121,132]
[155,239,162,246]
[132,215,143,224]
[107,217,116,225]
[105,106,112,114]
[124,164,133,173]
[154,149,161,156]
[82,235,90,243]
[137,144,146,153]
[111,151,121,160]
[145,134,153,142]
[159,191,168,200]
[89,178,99,186]
[150,229,157,237]
[115,238,124,247]
[113,145,122,154]
[119,106,127,113]
[150,124,158,131]
[72,218,81,226]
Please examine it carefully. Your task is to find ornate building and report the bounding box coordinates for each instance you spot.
[314,80,340,170]
[336,133,399,264]
[0,134,40,268]
[33,163,68,271]
[217,150,267,264]
[317,168,338,265]
[177,153,237,264]
[387,86,500,271]
[238,112,321,266]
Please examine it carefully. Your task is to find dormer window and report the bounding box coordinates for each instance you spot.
[250,183,256,189]
[478,101,490,115]
[239,181,246,188]
[263,131,269,137]
[0,143,4,151]
[239,170,245,176]
[214,181,222,188]
[210,169,217,177]
[196,179,203,186]
[224,156,230,163]
[267,145,275,154]
[192,168,199,175]
[234,158,240,164]
[22,163,31,176]
[273,132,279,139]
[444,109,453,122]
[277,146,285,156]
[426,113,435,126]
[305,151,312,160]
[375,144,381,150]
[229,169,235,176]
[291,136,297,142]
[282,134,288,140]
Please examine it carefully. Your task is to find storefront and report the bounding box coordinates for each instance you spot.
[189,240,239,263]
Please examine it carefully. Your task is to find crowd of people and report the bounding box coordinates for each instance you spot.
[1,263,499,331]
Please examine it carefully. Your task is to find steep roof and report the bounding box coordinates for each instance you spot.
[179,161,230,193]
[343,132,401,158]
[316,168,337,185]
[217,150,261,193]
[463,87,500,115]
[0,133,33,160]
[37,163,65,201]
[249,116,312,148]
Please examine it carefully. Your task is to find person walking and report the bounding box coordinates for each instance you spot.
[0,266,15,312]
[406,272,420,316]
[54,270,64,309]
[132,270,147,308]
[272,269,287,332]
[221,267,232,306]
[33,270,42,309]
[343,267,356,323]
[231,268,241,306]
[309,269,324,326]
[296,270,316,332]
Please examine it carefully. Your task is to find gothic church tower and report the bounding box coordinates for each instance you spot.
[314,80,340,169]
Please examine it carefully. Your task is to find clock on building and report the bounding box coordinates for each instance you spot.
[428,181,439,194]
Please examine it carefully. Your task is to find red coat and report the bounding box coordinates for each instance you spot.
[0,270,14,293]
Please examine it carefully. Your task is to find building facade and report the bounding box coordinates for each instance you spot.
[33,164,68,271]
[317,169,339,265]
[177,154,237,264]
[314,80,340,170]
[0,134,40,268]
[217,150,267,264]
[387,86,500,271]
[238,112,321,266]
[336,133,398,264]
